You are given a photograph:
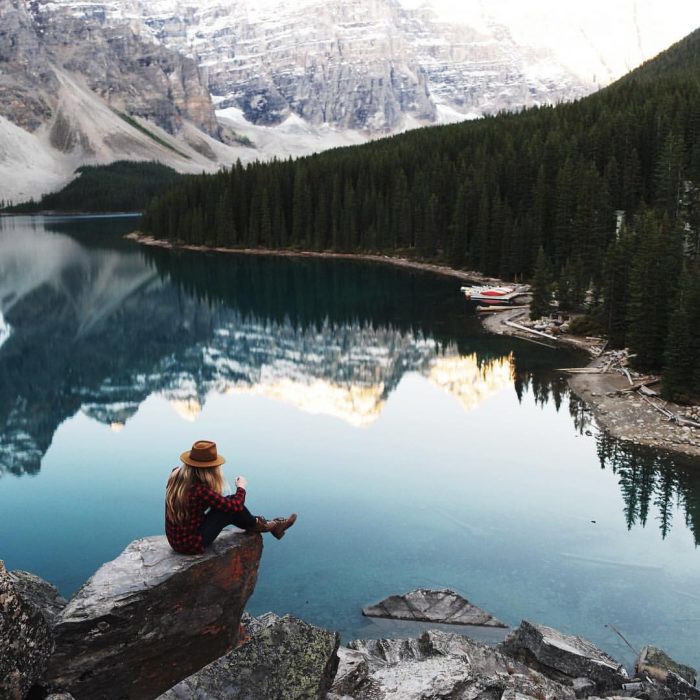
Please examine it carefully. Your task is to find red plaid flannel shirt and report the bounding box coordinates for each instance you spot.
[165,483,246,554]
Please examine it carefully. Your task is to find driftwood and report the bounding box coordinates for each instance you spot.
[504,321,558,341]
[557,368,605,374]
[640,394,675,419]
[619,377,661,393]
[622,368,634,386]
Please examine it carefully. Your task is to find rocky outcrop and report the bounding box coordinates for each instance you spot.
[330,629,576,700]
[9,569,67,625]
[0,561,55,700]
[501,619,629,690]
[45,531,262,700]
[160,612,340,699]
[362,588,507,627]
[636,646,698,686]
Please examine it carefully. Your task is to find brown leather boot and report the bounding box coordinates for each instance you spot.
[250,516,274,533]
[269,513,297,540]
[250,514,297,539]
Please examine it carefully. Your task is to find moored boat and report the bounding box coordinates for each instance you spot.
[460,285,523,304]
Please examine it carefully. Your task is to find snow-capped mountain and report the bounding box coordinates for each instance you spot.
[1,0,699,203]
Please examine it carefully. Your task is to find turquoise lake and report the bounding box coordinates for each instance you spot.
[1,215,699,671]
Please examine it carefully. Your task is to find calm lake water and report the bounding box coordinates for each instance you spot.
[1,215,699,671]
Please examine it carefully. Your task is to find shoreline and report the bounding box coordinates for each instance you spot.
[125,232,511,286]
[127,232,700,461]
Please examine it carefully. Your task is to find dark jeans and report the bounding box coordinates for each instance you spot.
[199,504,257,547]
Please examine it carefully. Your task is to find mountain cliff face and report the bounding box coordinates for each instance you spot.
[62,0,590,131]
[1,0,218,138]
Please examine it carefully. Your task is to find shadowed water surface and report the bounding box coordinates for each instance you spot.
[0,215,699,671]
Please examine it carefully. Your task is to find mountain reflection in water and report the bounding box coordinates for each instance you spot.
[0,218,518,474]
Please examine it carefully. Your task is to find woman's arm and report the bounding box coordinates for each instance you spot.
[194,484,246,512]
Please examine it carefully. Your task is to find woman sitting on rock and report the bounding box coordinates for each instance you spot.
[165,440,297,554]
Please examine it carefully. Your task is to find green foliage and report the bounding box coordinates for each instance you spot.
[2,161,182,213]
[114,111,190,158]
[139,28,700,395]
[530,247,553,319]
[567,314,603,337]
[662,264,700,401]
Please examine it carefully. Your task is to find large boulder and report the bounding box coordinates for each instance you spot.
[160,612,340,699]
[45,531,262,700]
[501,620,629,690]
[9,569,67,625]
[0,561,55,700]
[362,588,507,627]
[636,645,697,686]
[330,629,576,700]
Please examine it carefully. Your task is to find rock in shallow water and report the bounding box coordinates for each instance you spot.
[159,612,340,699]
[501,619,629,690]
[0,561,55,700]
[362,588,507,627]
[45,531,262,700]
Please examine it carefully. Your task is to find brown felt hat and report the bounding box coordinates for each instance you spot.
[180,440,226,468]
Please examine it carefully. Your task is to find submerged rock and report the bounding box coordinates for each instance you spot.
[502,619,628,690]
[331,629,575,700]
[0,561,55,700]
[636,645,697,686]
[45,531,262,700]
[362,588,507,627]
[160,612,340,699]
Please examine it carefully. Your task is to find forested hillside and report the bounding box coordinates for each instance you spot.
[3,161,181,213]
[141,28,700,401]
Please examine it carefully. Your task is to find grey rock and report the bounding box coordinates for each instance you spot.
[572,676,596,698]
[501,619,629,690]
[0,560,54,700]
[666,672,700,699]
[46,695,76,700]
[636,645,697,686]
[331,647,370,697]
[160,612,340,700]
[334,629,576,700]
[362,587,507,627]
[45,531,262,700]
[9,569,67,626]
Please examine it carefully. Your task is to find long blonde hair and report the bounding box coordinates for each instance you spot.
[165,464,227,526]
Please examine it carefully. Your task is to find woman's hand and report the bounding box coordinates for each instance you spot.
[236,475,248,489]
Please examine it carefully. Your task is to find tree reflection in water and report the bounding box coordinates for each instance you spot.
[595,430,700,545]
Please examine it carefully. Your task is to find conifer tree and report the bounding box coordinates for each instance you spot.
[530,247,553,320]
